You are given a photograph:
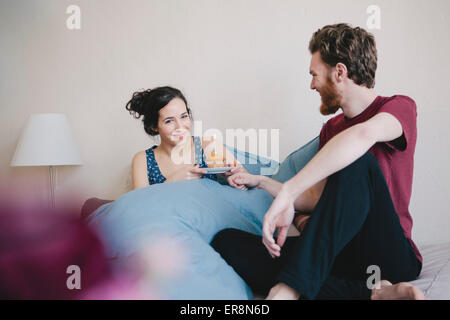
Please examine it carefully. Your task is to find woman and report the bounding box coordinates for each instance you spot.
[126,86,246,190]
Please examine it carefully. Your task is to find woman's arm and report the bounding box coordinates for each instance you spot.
[230,172,303,208]
[260,176,321,213]
[257,176,282,197]
[165,164,207,183]
[239,175,320,212]
[131,151,150,190]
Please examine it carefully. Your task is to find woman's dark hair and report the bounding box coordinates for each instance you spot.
[125,86,191,136]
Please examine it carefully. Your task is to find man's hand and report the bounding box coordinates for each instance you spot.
[262,186,296,258]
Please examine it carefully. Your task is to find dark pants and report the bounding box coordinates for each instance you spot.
[211,152,421,300]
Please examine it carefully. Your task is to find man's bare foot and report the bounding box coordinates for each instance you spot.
[265,283,300,300]
[371,280,426,300]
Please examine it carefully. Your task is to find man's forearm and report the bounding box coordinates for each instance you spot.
[284,124,376,200]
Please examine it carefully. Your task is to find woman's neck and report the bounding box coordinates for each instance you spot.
[156,141,175,158]
[157,137,193,159]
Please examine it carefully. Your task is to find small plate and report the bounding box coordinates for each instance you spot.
[205,167,234,174]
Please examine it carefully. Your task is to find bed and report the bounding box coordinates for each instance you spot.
[409,242,450,299]
[83,137,450,299]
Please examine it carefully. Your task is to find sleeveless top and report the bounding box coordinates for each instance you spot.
[145,136,217,185]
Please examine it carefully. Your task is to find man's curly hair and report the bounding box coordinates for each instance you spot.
[309,23,378,89]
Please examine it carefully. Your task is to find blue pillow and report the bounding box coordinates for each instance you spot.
[224,136,318,178]
[270,136,319,182]
[88,137,319,299]
[224,144,280,176]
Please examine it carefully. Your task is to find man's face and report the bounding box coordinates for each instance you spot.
[309,52,342,115]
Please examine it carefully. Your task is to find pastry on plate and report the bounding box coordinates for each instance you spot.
[206,151,226,168]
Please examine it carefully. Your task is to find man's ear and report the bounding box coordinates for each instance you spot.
[335,62,348,82]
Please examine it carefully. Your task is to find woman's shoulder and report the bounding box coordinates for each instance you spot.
[131,150,152,189]
[132,146,156,165]
[132,150,147,166]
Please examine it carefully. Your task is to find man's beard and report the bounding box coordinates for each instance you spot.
[319,77,342,116]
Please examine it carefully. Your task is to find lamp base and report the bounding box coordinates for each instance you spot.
[49,165,55,209]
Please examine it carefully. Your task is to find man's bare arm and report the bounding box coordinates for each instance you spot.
[284,112,403,200]
[252,112,402,213]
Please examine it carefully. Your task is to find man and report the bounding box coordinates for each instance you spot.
[212,23,425,300]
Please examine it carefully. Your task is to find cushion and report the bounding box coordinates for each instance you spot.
[87,137,319,299]
[225,136,319,179]
[270,137,319,183]
[81,197,113,220]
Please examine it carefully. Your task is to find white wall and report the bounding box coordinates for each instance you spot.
[1,0,449,245]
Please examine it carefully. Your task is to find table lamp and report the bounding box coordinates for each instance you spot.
[10,113,83,208]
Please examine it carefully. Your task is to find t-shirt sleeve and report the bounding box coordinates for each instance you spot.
[318,121,328,150]
[378,96,417,151]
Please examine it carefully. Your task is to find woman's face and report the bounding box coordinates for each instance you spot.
[155,98,191,145]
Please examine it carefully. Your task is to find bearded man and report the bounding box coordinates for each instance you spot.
[212,23,425,300]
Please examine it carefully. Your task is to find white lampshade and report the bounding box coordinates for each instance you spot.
[11,113,83,166]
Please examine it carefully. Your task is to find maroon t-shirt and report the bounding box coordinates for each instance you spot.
[319,95,422,264]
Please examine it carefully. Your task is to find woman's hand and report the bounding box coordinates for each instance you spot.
[227,172,262,190]
[218,162,248,190]
[262,186,296,258]
[222,161,247,177]
[165,164,207,183]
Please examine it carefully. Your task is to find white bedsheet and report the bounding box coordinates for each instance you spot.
[411,242,450,300]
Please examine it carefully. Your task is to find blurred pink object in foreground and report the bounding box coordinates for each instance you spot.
[0,198,153,299]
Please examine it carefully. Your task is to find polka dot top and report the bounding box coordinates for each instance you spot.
[145,136,217,185]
